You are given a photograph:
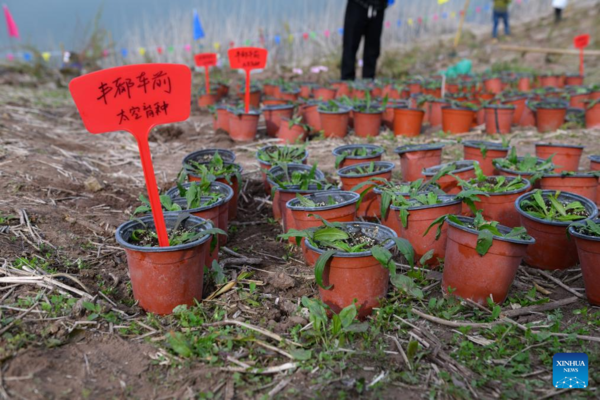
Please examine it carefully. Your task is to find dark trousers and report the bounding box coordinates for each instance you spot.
[554,8,563,23]
[492,11,510,38]
[341,0,385,80]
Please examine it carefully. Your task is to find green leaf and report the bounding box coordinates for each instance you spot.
[392,238,415,267]
[476,230,494,256]
[314,227,349,242]
[407,340,419,362]
[371,245,394,273]
[168,332,192,358]
[391,274,424,299]
[296,193,316,208]
[314,250,336,289]
[290,349,312,361]
[339,303,358,328]
[419,249,435,266]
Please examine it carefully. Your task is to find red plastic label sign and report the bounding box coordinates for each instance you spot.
[195,53,217,67]
[228,47,268,70]
[69,64,192,138]
[574,34,590,49]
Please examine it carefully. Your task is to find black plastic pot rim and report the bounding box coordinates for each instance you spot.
[232,111,262,117]
[394,107,424,114]
[541,173,597,179]
[304,222,397,258]
[256,145,308,167]
[463,140,509,150]
[115,213,213,253]
[286,191,360,211]
[484,105,516,110]
[267,163,325,185]
[588,155,600,163]
[535,143,585,150]
[390,196,461,211]
[262,104,295,111]
[447,215,536,246]
[352,108,384,115]
[337,161,395,178]
[332,144,385,159]
[568,219,600,242]
[182,149,236,166]
[170,196,224,213]
[394,143,445,154]
[515,190,599,227]
[317,106,352,114]
[441,106,475,112]
[422,160,476,176]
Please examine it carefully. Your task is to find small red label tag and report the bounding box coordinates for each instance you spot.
[574,34,590,49]
[194,53,217,67]
[228,47,268,71]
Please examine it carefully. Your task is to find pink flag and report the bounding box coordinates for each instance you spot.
[3,5,19,39]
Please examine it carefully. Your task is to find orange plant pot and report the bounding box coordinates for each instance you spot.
[422,161,476,195]
[535,107,566,133]
[198,93,216,108]
[441,107,475,134]
[338,161,395,218]
[463,140,510,176]
[301,102,322,132]
[313,87,337,101]
[332,144,384,169]
[590,155,600,206]
[566,75,584,86]
[585,102,600,129]
[115,215,212,315]
[535,143,583,173]
[214,106,230,132]
[393,108,424,137]
[353,111,383,138]
[277,120,306,144]
[569,221,600,306]
[484,106,514,134]
[540,174,598,202]
[442,216,534,305]
[228,113,260,142]
[288,191,359,232]
[503,97,527,125]
[468,177,531,228]
[187,163,242,221]
[484,77,502,94]
[395,144,444,182]
[263,105,294,137]
[516,191,598,270]
[238,90,261,108]
[319,108,350,138]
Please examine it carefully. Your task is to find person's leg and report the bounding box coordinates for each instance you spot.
[492,11,499,39]
[341,1,367,81]
[557,8,563,22]
[503,11,510,36]
[362,8,385,79]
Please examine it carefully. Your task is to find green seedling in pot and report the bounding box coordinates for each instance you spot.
[317,99,345,113]
[134,181,222,216]
[344,161,381,176]
[295,193,337,208]
[335,146,381,169]
[478,137,511,160]
[570,219,600,238]
[268,163,332,196]
[257,144,307,165]
[424,212,531,256]
[352,91,387,114]
[182,151,242,186]
[492,148,555,183]
[520,190,590,222]
[129,212,226,248]
[457,163,527,194]
[279,218,425,299]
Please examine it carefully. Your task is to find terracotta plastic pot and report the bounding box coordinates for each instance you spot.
[566,75,584,86]
[540,174,598,201]
[299,84,314,98]
[214,106,230,132]
[422,161,477,195]
[383,102,406,129]
[166,182,233,246]
[441,107,475,134]
[277,120,306,144]
[182,148,236,165]
[519,102,537,127]
[516,191,598,270]
[263,84,276,97]
[484,106,514,134]
[281,90,300,103]
[442,216,534,305]
[540,75,559,88]
[228,112,260,142]
[338,161,395,218]
[217,84,229,99]
[484,77,503,94]
[262,98,288,107]
[186,162,243,220]
[238,90,261,108]
[115,214,212,315]
[408,82,422,94]
[395,143,445,182]
[535,106,567,133]
[535,143,583,173]
[590,155,600,206]
[332,144,384,169]
[396,196,462,268]
[319,107,351,138]
[267,163,326,221]
[198,93,216,108]
[306,222,397,319]
[287,191,359,245]
[569,219,600,305]
[331,81,350,98]
[518,77,531,92]
[585,102,600,129]
[353,110,383,138]
[463,140,510,176]
[503,97,528,125]
[393,108,424,137]
[301,102,322,133]
[427,100,448,129]
[467,175,531,227]
[263,104,294,137]
[569,92,589,109]
[313,87,336,101]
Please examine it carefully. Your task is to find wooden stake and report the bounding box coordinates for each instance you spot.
[453,0,471,49]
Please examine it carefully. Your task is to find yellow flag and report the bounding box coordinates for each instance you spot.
[438,0,449,4]
[41,52,51,61]
[288,34,294,43]
[408,18,413,26]
[213,42,220,50]
[138,47,146,56]
[450,11,456,18]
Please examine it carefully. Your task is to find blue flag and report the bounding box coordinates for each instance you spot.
[193,9,205,40]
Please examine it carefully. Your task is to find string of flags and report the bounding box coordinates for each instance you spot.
[2,0,530,63]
